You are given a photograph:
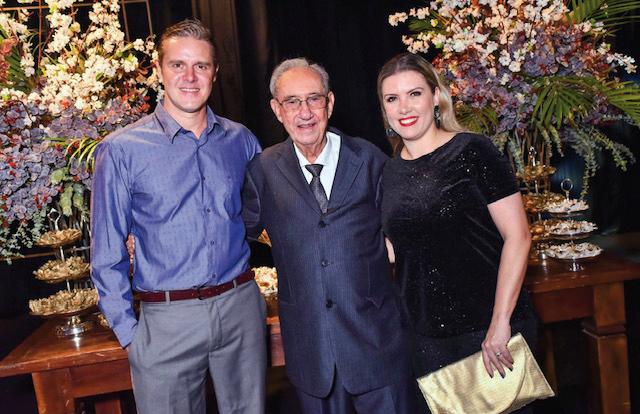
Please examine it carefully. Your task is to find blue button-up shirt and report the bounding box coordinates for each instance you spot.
[90,103,261,347]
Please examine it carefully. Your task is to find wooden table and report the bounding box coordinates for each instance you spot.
[3,252,638,414]
[0,319,131,414]
[525,252,640,414]
[0,316,284,414]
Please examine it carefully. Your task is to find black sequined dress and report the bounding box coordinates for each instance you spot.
[381,133,536,378]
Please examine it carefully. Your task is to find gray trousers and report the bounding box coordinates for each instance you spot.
[128,281,267,414]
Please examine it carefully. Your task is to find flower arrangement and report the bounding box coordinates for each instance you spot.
[390,0,640,196]
[0,0,159,258]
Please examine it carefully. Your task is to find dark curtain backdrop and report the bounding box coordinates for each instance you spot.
[191,0,416,150]
[242,0,417,150]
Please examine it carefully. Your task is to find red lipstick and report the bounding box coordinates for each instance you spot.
[399,116,418,127]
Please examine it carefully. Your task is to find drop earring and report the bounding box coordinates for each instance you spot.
[385,127,396,138]
[434,105,442,129]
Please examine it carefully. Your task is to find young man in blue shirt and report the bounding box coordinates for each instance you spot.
[91,19,265,414]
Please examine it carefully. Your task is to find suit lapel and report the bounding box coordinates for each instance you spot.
[328,133,363,212]
[275,139,322,213]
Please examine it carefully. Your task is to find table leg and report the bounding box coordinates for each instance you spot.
[582,282,631,414]
[268,322,285,367]
[32,369,75,414]
[94,395,124,414]
[540,326,558,393]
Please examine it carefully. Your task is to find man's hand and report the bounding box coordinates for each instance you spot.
[126,234,135,264]
[257,230,271,247]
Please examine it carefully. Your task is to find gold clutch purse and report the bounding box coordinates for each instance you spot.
[417,333,554,414]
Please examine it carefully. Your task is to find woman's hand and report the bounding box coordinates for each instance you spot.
[481,318,513,378]
[482,192,529,377]
[385,237,395,264]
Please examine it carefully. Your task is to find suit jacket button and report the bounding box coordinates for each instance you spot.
[321,260,329,267]
[319,220,326,228]
[326,299,333,308]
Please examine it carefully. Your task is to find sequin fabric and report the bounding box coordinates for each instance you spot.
[381,133,534,343]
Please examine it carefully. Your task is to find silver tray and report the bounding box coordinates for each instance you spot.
[547,253,601,272]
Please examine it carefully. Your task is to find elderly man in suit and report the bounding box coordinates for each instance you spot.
[242,58,416,413]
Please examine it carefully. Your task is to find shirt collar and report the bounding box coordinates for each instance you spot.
[293,131,337,167]
[154,103,221,143]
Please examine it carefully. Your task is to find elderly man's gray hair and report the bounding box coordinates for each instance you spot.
[269,58,330,97]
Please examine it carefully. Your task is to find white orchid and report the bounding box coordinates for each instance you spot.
[388,12,408,27]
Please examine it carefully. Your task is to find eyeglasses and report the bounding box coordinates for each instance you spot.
[276,94,328,112]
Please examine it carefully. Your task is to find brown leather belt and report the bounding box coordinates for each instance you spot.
[137,269,254,303]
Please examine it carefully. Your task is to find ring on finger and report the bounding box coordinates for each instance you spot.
[495,351,502,357]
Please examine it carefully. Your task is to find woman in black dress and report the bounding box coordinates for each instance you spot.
[377,53,537,412]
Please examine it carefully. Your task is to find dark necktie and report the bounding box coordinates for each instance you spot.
[305,164,329,213]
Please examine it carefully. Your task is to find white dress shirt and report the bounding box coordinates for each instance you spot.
[293,131,341,199]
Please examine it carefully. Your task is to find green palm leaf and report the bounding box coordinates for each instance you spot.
[48,136,102,172]
[568,0,603,23]
[455,104,498,135]
[408,20,432,32]
[0,27,30,91]
[71,138,101,171]
[597,81,640,125]
[532,77,593,129]
[568,0,640,27]
[533,76,640,129]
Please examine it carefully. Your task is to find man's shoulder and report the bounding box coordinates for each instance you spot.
[214,113,257,141]
[261,139,289,156]
[331,128,388,162]
[102,113,157,144]
[249,140,288,168]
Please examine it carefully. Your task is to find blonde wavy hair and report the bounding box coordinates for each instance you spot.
[377,53,464,154]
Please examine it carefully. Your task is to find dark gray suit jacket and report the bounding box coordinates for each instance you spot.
[242,128,411,397]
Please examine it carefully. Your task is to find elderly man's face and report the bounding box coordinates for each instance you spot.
[270,67,335,150]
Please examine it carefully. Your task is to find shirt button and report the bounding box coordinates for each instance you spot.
[321,260,329,267]
[210,241,215,246]
[326,299,334,309]
[202,176,206,181]
[319,221,326,228]
[206,208,212,213]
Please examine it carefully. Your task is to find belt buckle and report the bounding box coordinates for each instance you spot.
[196,286,207,300]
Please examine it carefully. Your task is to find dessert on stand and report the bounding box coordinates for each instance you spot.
[544,241,602,271]
[542,179,601,271]
[520,148,602,270]
[29,211,98,337]
[253,266,278,315]
[520,148,562,261]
